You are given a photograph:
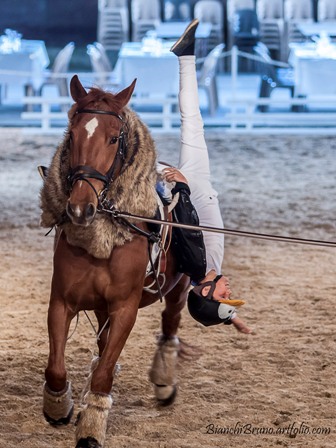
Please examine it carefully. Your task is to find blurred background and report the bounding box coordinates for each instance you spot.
[1,0,336,132]
[0,0,98,71]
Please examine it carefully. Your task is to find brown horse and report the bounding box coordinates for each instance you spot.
[40,75,190,448]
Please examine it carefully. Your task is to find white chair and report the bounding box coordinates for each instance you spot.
[256,0,285,60]
[254,41,296,112]
[98,0,127,6]
[259,19,285,60]
[197,43,225,115]
[227,0,255,20]
[318,0,336,20]
[284,0,313,58]
[93,42,113,72]
[97,5,129,50]
[87,43,120,90]
[256,0,283,19]
[230,8,261,71]
[227,0,255,53]
[164,0,191,22]
[284,0,313,20]
[194,0,224,54]
[38,42,75,97]
[131,0,161,42]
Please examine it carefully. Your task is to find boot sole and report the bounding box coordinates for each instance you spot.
[170,19,199,54]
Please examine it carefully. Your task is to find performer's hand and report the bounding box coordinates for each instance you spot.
[163,167,188,184]
[231,315,253,334]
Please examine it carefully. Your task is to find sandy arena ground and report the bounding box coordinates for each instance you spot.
[0,130,335,448]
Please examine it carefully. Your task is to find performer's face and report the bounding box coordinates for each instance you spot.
[201,276,231,302]
[212,276,231,302]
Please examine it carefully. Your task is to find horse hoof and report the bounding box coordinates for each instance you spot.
[157,385,177,406]
[43,405,74,426]
[76,437,102,448]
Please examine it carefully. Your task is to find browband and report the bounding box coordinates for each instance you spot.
[76,108,124,122]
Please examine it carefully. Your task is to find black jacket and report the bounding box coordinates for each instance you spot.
[170,182,207,283]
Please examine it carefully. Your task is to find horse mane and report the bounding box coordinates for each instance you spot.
[40,87,158,258]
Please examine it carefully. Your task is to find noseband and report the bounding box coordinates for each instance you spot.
[67,108,127,207]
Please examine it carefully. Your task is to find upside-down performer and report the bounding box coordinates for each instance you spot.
[161,19,252,334]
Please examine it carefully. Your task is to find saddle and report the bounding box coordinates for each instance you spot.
[143,191,178,293]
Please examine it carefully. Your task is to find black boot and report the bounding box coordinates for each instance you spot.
[170,19,199,57]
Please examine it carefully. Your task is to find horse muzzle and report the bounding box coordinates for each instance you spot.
[66,200,97,226]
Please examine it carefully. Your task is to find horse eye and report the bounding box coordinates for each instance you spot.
[110,136,119,145]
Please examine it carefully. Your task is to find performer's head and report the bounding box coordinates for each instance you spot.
[187,273,244,327]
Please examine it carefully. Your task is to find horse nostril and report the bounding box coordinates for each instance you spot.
[85,203,96,220]
[66,202,75,217]
[66,201,96,224]
[66,202,82,219]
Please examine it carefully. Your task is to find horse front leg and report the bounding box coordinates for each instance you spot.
[149,275,190,405]
[79,310,116,402]
[75,298,139,448]
[92,311,121,376]
[43,297,75,425]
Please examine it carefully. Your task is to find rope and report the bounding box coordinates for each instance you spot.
[66,313,79,341]
[100,208,336,248]
[236,48,291,68]
[195,47,291,68]
[84,310,110,341]
[196,49,233,64]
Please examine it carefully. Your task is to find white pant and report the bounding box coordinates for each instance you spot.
[177,56,224,274]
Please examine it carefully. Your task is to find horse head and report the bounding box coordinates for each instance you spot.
[66,75,136,226]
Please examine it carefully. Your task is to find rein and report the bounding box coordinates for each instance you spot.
[67,108,127,208]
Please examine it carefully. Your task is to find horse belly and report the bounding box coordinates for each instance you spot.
[139,270,185,308]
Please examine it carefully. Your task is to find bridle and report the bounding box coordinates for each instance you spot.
[67,108,127,208]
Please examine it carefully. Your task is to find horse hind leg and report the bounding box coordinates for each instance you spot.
[149,335,180,406]
[149,276,189,405]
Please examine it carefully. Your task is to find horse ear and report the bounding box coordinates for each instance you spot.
[70,75,87,101]
[114,79,137,108]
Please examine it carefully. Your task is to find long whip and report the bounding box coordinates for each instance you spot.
[100,208,336,248]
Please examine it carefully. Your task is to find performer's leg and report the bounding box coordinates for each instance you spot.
[176,48,224,273]
[177,55,210,186]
